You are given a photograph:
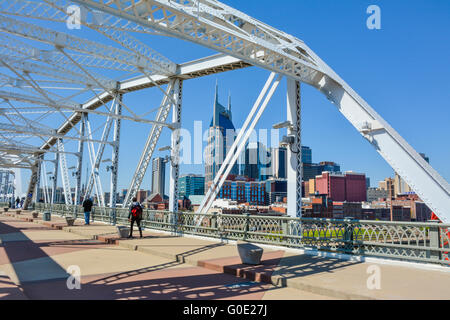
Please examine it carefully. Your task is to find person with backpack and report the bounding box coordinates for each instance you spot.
[82,197,93,225]
[128,197,143,238]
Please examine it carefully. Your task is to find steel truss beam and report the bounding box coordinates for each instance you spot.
[0,0,165,36]
[51,149,59,204]
[57,0,450,222]
[85,116,105,207]
[0,0,176,74]
[0,90,174,128]
[197,72,282,216]
[0,51,115,89]
[0,122,114,146]
[74,114,85,207]
[23,159,38,209]
[168,79,183,214]
[123,80,175,207]
[286,79,302,218]
[0,14,174,75]
[57,139,73,205]
[71,0,320,83]
[109,94,122,224]
[0,0,447,222]
[39,53,249,152]
[0,154,33,169]
[84,97,116,200]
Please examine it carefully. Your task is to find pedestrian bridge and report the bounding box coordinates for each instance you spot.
[0,206,449,300]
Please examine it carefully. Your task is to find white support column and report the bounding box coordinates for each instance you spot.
[85,117,105,207]
[57,139,73,206]
[52,151,59,205]
[34,156,42,203]
[123,80,175,207]
[23,159,39,210]
[84,104,115,199]
[75,114,86,206]
[169,79,183,214]
[41,161,50,204]
[286,78,302,218]
[110,93,122,225]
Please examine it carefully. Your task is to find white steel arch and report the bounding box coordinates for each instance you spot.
[0,0,447,222]
[67,0,450,222]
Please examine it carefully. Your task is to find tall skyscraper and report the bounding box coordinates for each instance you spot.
[151,157,166,196]
[205,82,238,190]
[239,141,272,181]
[301,146,312,164]
[179,174,205,198]
[271,147,287,179]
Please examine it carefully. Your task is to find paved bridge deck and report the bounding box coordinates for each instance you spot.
[0,209,449,300]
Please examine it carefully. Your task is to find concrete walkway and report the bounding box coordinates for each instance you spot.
[1,209,450,300]
[0,210,326,300]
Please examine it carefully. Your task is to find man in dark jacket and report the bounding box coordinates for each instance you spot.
[128,197,143,238]
[82,197,93,225]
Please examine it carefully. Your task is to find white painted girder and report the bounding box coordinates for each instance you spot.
[0,0,176,73]
[0,14,172,75]
[122,80,174,207]
[39,54,249,152]
[84,98,115,198]
[57,139,73,205]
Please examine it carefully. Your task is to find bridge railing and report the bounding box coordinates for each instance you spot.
[33,203,450,266]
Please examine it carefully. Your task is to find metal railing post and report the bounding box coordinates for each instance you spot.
[282,219,289,245]
[211,212,217,230]
[344,217,355,252]
[427,220,442,261]
[244,213,250,240]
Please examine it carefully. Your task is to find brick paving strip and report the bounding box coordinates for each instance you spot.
[2,209,450,299]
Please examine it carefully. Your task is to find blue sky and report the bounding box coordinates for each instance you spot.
[14,0,450,197]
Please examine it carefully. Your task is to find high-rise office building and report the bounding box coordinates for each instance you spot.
[152,157,166,196]
[301,146,312,164]
[205,82,238,190]
[179,174,205,198]
[271,145,313,180]
[379,178,395,199]
[265,179,287,204]
[315,171,367,202]
[239,141,272,181]
[271,147,287,179]
[303,161,340,181]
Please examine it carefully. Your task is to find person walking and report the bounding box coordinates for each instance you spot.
[128,197,143,238]
[82,197,93,225]
[15,197,20,209]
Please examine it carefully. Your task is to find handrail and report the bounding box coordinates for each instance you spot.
[33,203,450,266]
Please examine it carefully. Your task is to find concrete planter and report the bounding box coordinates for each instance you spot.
[116,226,130,238]
[237,241,264,265]
[43,212,51,221]
[32,211,39,218]
[66,217,75,226]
